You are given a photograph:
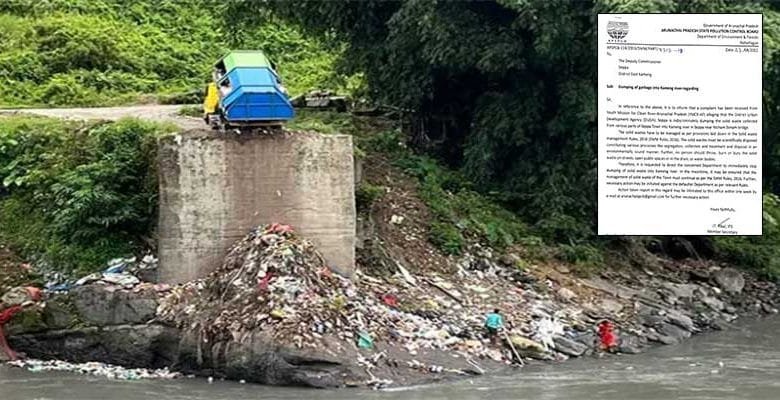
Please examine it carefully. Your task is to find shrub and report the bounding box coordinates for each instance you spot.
[714,193,780,279]
[0,116,175,274]
[429,221,464,255]
[177,105,203,118]
[355,183,384,212]
[557,243,604,276]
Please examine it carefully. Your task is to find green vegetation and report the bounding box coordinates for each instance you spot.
[355,183,384,213]
[0,0,778,279]
[0,0,344,107]
[242,1,780,229]
[231,0,780,277]
[714,194,780,278]
[0,116,175,274]
[285,109,390,136]
[178,105,202,118]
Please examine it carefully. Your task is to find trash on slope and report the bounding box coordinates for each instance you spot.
[531,315,565,351]
[156,224,364,346]
[44,254,158,293]
[154,223,598,376]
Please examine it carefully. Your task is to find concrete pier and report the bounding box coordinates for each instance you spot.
[157,130,356,284]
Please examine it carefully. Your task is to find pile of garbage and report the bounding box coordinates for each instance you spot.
[44,255,158,293]
[157,223,360,346]
[7,359,183,380]
[155,223,581,367]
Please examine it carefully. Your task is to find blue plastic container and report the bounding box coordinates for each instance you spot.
[218,67,294,122]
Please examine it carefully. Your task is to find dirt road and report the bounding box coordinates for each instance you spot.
[0,105,204,130]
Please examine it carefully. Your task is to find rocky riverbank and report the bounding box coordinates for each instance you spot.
[4,226,779,388]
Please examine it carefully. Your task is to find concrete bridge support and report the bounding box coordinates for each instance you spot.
[157,130,356,284]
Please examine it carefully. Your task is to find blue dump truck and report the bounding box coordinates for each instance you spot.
[203,50,295,131]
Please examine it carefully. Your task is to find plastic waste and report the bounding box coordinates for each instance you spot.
[7,359,182,380]
[532,315,564,351]
[357,331,374,349]
[105,257,136,274]
[597,320,618,350]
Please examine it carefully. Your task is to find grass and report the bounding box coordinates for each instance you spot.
[178,105,202,118]
[0,0,349,108]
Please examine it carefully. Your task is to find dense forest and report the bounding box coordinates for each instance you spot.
[0,0,778,278]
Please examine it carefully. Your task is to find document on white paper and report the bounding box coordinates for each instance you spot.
[597,13,762,235]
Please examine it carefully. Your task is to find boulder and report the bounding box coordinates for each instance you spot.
[555,265,571,274]
[583,278,637,300]
[701,296,725,311]
[661,282,698,300]
[598,298,624,315]
[688,269,711,283]
[666,311,696,332]
[41,295,81,331]
[761,302,778,314]
[709,319,731,331]
[10,324,362,388]
[192,331,360,388]
[71,285,158,326]
[713,268,745,295]
[638,313,666,328]
[635,293,668,310]
[9,324,178,369]
[618,335,644,354]
[509,335,549,359]
[646,331,679,345]
[658,322,692,342]
[499,253,520,267]
[557,287,577,302]
[553,335,588,357]
[573,331,597,347]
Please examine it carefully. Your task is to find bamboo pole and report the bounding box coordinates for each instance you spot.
[503,330,525,366]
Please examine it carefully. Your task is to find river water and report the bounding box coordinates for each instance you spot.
[1,316,778,400]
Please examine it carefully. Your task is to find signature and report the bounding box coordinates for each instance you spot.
[711,217,734,229]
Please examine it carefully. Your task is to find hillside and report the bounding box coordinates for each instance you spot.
[0,0,347,107]
[0,0,778,283]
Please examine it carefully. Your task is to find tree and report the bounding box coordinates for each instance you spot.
[227,0,780,242]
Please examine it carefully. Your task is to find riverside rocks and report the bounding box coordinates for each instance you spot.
[702,296,726,311]
[666,311,696,332]
[552,335,588,357]
[658,322,692,343]
[713,268,745,295]
[71,285,158,326]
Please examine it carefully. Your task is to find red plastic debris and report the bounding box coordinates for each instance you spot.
[258,273,274,292]
[381,293,399,308]
[597,320,618,350]
[267,223,294,235]
[0,305,23,325]
[318,267,333,279]
[24,287,42,302]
